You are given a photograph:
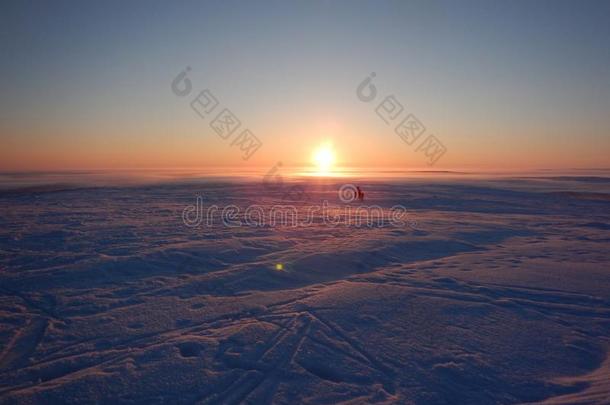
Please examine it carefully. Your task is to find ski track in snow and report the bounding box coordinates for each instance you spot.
[0,176,609,404]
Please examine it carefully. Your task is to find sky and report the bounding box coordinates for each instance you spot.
[1,0,609,171]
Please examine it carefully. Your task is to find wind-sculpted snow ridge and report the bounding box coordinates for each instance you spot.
[0,177,609,404]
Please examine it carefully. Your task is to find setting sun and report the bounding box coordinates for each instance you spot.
[312,143,336,174]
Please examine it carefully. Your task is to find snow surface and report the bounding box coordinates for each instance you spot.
[0,174,609,404]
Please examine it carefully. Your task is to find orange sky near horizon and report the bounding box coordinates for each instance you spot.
[2,116,608,171]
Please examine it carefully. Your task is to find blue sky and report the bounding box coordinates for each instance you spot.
[1,0,609,169]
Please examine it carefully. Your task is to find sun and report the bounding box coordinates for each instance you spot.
[312,143,336,174]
